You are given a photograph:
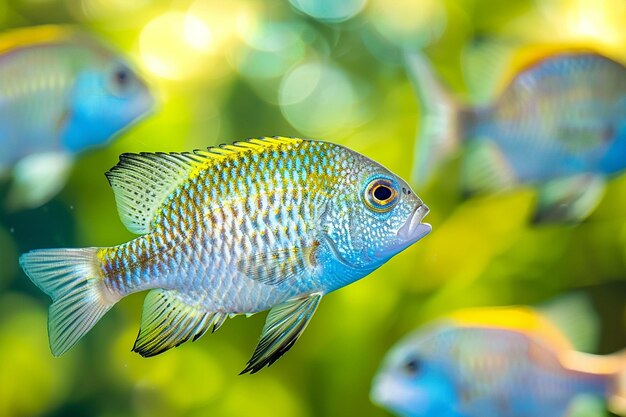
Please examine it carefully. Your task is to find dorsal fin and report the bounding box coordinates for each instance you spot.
[105,152,204,234]
[0,25,78,55]
[462,38,608,104]
[105,136,304,234]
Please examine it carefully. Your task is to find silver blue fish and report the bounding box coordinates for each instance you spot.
[0,25,154,209]
[19,137,431,373]
[407,50,626,223]
[371,305,626,417]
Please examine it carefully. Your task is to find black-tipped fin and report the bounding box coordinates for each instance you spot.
[241,293,322,374]
[133,289,228,357]
[105,152,204,235]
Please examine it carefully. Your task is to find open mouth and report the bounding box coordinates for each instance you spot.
[397,204,431,241]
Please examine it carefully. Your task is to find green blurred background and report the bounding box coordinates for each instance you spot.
[0,0,625,416]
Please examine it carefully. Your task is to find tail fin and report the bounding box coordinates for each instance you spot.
[538,292,599,353]
[19,248,118,356]
[610,352,626,416]
[404,51,468,186]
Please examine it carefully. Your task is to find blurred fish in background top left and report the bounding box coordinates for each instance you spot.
[0,25,155,210]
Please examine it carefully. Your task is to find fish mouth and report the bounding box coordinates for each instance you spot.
[370,373,415,412]
[397,204,431,242]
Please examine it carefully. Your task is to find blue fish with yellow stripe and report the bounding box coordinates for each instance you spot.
[407,49,626,223]
[372,304,626,417]
[0,25,154,209]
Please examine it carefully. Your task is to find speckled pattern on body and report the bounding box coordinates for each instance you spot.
[20,136,431,373]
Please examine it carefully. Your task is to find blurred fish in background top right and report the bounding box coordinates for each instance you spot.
[407,47,626,224]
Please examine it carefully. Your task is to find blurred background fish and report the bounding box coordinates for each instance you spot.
[371,295,626,417]
[408,49,626,223]
[0,25,154,210]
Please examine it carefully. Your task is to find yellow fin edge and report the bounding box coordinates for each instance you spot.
[188,136,305,179]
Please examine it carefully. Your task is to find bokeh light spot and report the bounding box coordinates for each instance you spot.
[278,61,321,106]
[184,14,214,52]
[234,21,307,80]
[140,11,217,80]
[189,0,261,49]
[280,61,367,137]
[369,0,447,48]
[289,0,366,22]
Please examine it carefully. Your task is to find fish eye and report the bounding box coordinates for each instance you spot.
[364,178,399,212]
[109,64,136,96]
[115,68,129,86]
[403,356,421,376]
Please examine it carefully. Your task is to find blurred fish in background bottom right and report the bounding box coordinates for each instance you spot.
[371,295,626,417]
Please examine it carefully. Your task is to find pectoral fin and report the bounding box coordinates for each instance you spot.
[238,243,319,286]
[7,152,73,210]
[534,174,605,224]
[241,293,322,374]
[133,289,228,357]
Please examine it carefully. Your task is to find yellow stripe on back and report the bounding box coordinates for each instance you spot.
[447,306,573,352]
[188,136,304,179]
[0,25,78,55]
[494,43,619,96]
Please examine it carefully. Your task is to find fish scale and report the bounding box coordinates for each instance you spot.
[99,140,338,306]
[20,136,431,372]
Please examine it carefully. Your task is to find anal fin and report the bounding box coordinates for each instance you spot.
[534,174,606,224]
[133,289,227,357]
[240,293,322,374]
